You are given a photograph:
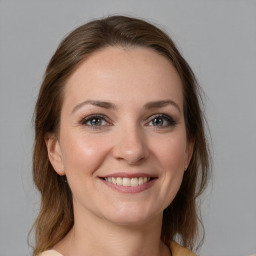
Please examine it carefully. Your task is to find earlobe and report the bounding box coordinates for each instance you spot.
[45,133,65,176]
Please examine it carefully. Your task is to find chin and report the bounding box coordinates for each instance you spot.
[102,207,162,227]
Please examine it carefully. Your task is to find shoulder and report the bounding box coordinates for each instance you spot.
[38,250,64,256]
[38,244,195,256]
[170,241,197,256]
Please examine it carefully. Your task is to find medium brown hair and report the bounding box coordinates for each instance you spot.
[32,15,210,255]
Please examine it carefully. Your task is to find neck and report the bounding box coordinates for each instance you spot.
[55,206,170,256]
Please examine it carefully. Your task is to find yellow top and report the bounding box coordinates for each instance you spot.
[39,242,196,256]
[171,242,196,256]
[39,250,63,256]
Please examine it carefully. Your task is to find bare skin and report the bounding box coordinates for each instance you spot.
[46,46,193,256]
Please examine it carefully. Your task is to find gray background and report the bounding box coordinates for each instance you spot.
[0,0,255,255]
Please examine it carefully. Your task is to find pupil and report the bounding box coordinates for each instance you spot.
[91,118,101,126]
[153,117,163,126]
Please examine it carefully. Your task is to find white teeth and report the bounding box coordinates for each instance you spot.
[131,177,138,187]
[123,178,130,186]
[104,176,151,186]
[116,177,122,185]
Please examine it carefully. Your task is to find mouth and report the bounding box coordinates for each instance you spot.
[102,176,153,187]
[99,173,157,193]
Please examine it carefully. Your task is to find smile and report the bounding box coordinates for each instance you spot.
[104,177,150,187]
[100,173,157,193]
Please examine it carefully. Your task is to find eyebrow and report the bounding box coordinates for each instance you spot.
[72,100,117,114]
[144,100,181,113]
[71,99,181,114]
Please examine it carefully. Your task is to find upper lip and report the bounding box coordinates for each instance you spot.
[99,172,158,178]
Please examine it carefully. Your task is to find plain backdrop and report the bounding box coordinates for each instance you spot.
[0,1,255,256]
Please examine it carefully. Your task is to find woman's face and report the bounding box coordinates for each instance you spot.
[47,46,193,226]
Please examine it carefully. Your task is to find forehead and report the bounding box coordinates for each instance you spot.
[63,46,183,110]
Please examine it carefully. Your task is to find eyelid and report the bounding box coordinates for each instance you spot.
[78,113,176,129]
[79,114,112,126]
[145,113,177,127]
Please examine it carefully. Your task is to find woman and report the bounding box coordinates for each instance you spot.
[32,15,210,256]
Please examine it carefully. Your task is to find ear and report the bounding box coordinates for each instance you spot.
[45,133,65,176]
[184,138,195,171]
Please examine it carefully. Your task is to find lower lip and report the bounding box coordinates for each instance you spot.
[100,178,157,193]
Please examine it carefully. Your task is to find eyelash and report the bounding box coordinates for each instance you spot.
[145,114,177,128]
[80,114,111,129]
[79,113,176,129]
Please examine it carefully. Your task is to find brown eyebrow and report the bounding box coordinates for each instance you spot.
[72,99,181,114]
[144,100,181,113]
[71,100,117,114]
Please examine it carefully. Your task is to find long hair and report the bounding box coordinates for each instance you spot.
[32,15,210,255]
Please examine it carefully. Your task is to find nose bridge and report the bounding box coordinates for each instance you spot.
[113,121,148,164]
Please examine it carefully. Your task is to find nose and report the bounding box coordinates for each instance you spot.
[112,125,149,165]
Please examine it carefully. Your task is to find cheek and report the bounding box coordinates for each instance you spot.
[154,134,187,206]
[156,135,187,170]
[60,131,111,176]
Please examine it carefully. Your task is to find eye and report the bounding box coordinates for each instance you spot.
[146,114,176,128]
[80,114,110,128]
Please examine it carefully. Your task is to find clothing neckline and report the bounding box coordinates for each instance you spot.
[41,250,64,256]
[42,242,195,256]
